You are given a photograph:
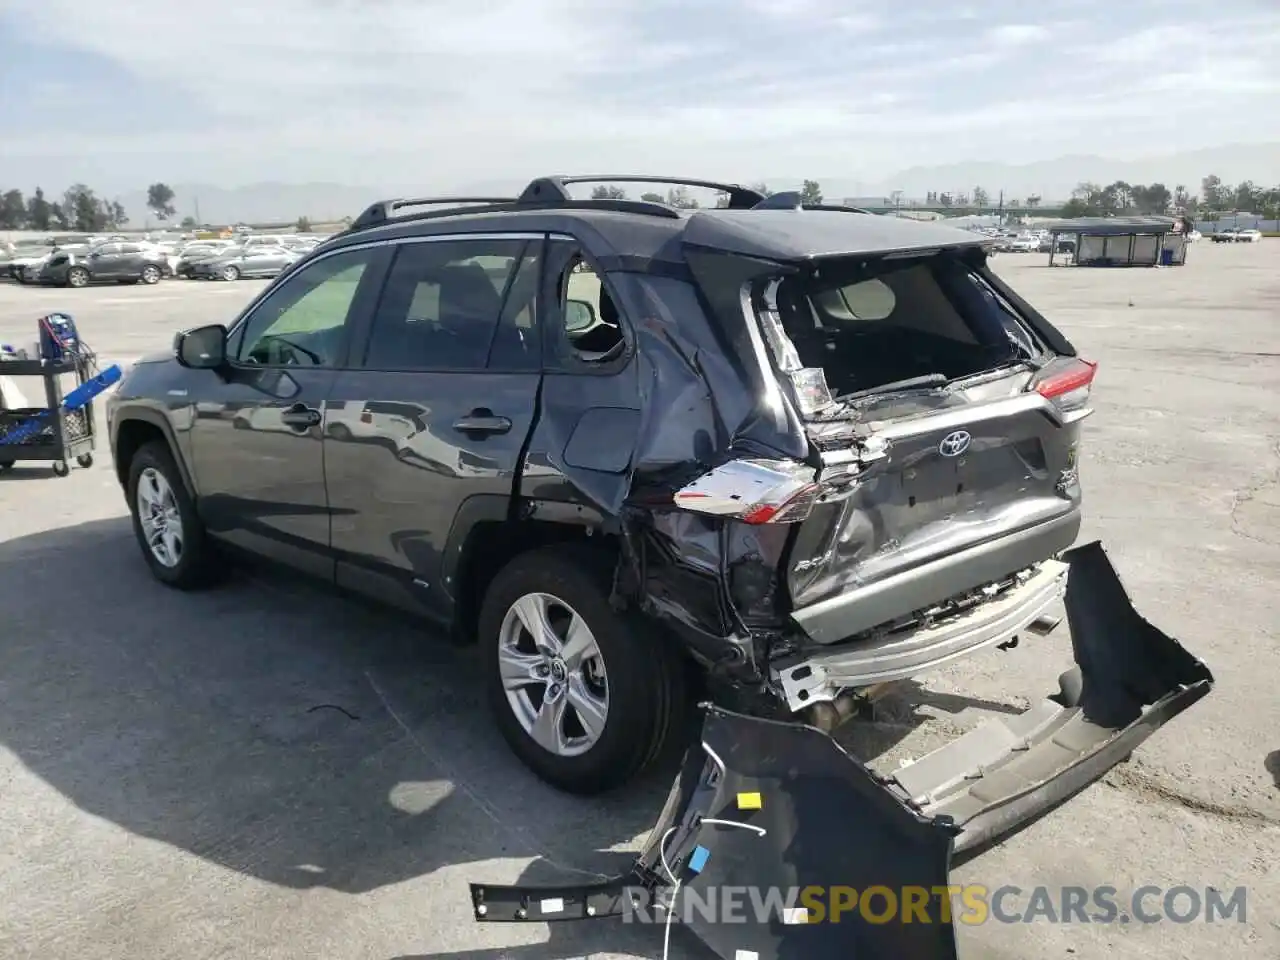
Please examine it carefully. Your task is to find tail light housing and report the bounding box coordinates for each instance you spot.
[1031,357,1096,420]
[674,459,820,524]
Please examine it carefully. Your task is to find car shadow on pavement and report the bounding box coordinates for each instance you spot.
[1265,750,1280,789]
[0,517,669,895]
[0,516,997,959]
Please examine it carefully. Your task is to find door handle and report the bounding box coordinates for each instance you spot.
[453,409,511,435]
[280,404,321,428]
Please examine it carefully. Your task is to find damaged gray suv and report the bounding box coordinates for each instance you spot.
[109,176,1211,960]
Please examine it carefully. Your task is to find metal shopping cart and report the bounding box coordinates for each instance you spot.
[0,313,121,477]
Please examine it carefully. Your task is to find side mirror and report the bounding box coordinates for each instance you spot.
[174,324,228,369]
[565,298,596,333]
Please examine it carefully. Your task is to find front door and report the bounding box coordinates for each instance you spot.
[186,245,388,577]
[324,234,545,621]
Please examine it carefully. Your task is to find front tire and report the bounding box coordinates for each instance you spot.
[140,265,161,284]
[479,544,689,795]
[126,441,221,589]
[221,265,240,281]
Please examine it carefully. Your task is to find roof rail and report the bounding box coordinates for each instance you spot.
[337,195,684,238]
[806,203,876,215]
[753,191,803,209]
[351,196,516,231]
[519,175,767,209]
[750,194,877,215]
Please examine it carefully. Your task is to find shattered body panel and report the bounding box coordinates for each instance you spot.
[469,542,1213,960]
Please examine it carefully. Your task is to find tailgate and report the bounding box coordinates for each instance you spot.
[788,387,1084,621]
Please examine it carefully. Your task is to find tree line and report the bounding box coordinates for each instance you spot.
[0,183,181,232]
[598,175,1279,218]
[4,175,1277,232]
[1057,176,1280,219]
[917,176,1280,218]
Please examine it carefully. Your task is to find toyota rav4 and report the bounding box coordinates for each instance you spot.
[107,175,1211,960]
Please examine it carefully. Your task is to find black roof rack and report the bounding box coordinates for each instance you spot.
[518,175,767,209]
[351,196,516,230]
[754,191,803,209]
[750,193,875,215]
[807,203,877,215]
[340,177,878,238]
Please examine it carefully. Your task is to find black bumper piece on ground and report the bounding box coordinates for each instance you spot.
[468,541,1213,960]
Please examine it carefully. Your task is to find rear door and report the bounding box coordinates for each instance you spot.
[323,233,545,622]
[119,243,151,277]
[88,242,126,278]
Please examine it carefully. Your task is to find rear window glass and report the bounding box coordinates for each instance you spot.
[770,256,1039,399]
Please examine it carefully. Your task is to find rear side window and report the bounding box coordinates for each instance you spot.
[361,238,537,371]
[543,240,628,370]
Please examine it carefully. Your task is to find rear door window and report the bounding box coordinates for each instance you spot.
[360,237,537,372]
[543,240,628,370]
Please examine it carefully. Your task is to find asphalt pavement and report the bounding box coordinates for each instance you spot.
[0,247,1277,959]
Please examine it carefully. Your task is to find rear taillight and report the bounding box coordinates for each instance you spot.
[674,459,820,524]
[1032,357,1096,415]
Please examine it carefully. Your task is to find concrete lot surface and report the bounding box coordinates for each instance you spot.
[1,244,1277,959]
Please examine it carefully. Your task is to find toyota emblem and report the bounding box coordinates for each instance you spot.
[938,430,971,457]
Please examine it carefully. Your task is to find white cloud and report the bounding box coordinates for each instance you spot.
[984,24,1051,46]
[2,0,1278,189]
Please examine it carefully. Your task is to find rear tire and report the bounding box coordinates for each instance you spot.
[126,441,222,589]
[67,267,89,288]
[479,543,690,795]
[140,265,161,284]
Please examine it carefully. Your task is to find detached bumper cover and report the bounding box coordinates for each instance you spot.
[468,541,1213,960]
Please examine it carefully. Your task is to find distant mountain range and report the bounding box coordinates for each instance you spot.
[112,142,1280,226]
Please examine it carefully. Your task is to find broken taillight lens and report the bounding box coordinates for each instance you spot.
[1032,357,1097,415]
[674,459,820,524]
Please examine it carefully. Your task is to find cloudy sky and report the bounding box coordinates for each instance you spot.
[2,0,1278,193]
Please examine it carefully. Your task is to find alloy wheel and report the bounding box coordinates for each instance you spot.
[497,591,610,758]
[137,467,184,568]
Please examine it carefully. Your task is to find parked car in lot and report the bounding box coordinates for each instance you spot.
[1210,228,1240,242]
[107,177,1212,959]
[189,244,299,280]
[174,241,235,278]
[4,240,55,282]
[39,240,169,287]
[1236,228,1263,243]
